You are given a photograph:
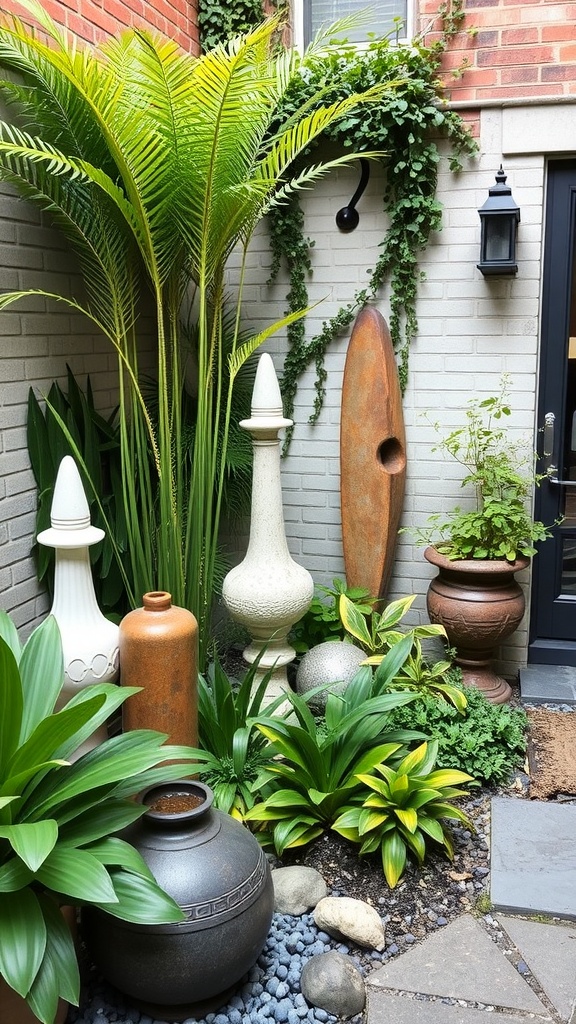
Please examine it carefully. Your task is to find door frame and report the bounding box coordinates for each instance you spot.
[529,158,576,664]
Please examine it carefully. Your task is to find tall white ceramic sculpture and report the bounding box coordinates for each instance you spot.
[37,456,119,753]
[222,353,313,700]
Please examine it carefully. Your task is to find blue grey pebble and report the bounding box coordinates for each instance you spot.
[316,932,331,943]
[437,917,448,926]
[288,1009,301,1024]
[205,1015,216,1023]
[261,991,272,1003]
[228,1009,243,1024]
[314,1010,330,1022]
[276,982,290,999]
[404,933,416,944]
[214,1014,229,1024]
[370,950,382,959]
[296,941,305,953]
[278,951,292,966]
[308,940,327,956]
[287,970,301,990]
[274,998,293,1022]
[387,943,399,955]
[296,1007,308,1019]
[276,965,288,980]
[230,997,245,1011]
[266,978,279,996]
[302,930,315,945]
[518,961,529,975]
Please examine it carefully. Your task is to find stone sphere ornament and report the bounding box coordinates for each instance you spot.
[296,641,366,708]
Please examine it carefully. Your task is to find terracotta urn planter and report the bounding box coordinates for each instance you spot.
[424,546,529,704]
[81,780,274,1022]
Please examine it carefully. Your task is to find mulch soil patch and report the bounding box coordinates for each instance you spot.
[526,706,576,800]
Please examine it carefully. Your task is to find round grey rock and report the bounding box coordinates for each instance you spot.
[300,952,366,1018]
[272,866,329,915]
[296,642,366,708]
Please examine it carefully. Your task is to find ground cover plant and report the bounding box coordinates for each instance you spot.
[384,683,528,786]
[0,611,199,1024]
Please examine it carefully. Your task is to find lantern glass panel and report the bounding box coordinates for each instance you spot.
[484,216,513,262]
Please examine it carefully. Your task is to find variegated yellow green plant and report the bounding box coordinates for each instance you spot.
[339,593,466,712]
[332,739,474,888]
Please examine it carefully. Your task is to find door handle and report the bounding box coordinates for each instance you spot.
[543,411,576,484]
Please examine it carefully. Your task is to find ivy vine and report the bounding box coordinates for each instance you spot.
[197,2,478,445]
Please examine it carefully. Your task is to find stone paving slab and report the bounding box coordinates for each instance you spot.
[366,914,547,1013]
[366,991,552,1024]
[491,798,576,919]
[519,665,576,706]
[497,915,576,1022]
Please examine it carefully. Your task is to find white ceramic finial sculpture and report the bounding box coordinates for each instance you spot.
[222,353,313,701]
[37,456,119,752]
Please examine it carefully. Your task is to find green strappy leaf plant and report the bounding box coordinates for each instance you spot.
[0,609,200,1024]
[332,739,474,888]
[0,1,391,668]
[244,654,425,855]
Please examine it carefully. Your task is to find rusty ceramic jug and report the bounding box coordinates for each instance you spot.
[119,591,198,747]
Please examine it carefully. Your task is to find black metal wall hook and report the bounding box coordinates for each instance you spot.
[336,158,370,232]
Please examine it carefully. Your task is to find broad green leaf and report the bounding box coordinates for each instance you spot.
[418,815,445,844]
[0,609,21,663]
[35,846,118,903]
[372,633,414,688]
[27,896,79,1023]
[403,826,426,863]
[93,868,184,923]
[0,855,34,891]
[396,741,430,776]
[339,594,372,648]
[426,769,474,788]
[0,636,23,777]
[375,595,416,631]
[85,837,155,880]
[357,807,387,835]
[381,831,407,889]
[7,694,106,785]
[0,820,58,872]
[57,799,147,847]
[19,616,64,741]
[0,888,46,996]
[393,806,418,833]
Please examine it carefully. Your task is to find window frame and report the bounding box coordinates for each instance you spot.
[292,0,414,51]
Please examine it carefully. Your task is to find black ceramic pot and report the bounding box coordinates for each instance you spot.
[81,780,274,1021]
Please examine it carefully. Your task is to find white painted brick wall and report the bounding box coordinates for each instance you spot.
[232,106,547,679]
[0,181,121,634]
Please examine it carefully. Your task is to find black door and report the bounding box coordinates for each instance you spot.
[530,159,576,663]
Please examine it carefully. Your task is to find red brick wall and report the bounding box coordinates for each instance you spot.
[420,0,576,104]
[2,0,199,53]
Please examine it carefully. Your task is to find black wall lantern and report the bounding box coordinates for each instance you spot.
[477,165,520,276]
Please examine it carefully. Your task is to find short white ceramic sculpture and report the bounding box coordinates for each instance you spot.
[37,456,119,753]
[222,353,313,701]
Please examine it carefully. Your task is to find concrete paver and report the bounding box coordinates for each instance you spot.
[491,798,576,919]
[367,914,548,1013]
[519,666,576,706]
[497,916,576,1022]
[366,991,552,1024]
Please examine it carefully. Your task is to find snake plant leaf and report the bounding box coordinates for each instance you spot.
[0,820,58,872]
[0,888,46,996]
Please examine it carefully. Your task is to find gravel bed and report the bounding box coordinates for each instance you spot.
[68,788,493,1024]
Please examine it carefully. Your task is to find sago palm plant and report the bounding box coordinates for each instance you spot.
[0,0,390,667]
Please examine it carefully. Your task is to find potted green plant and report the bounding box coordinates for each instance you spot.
[409,379,551,703]
[0,611,198,1024]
